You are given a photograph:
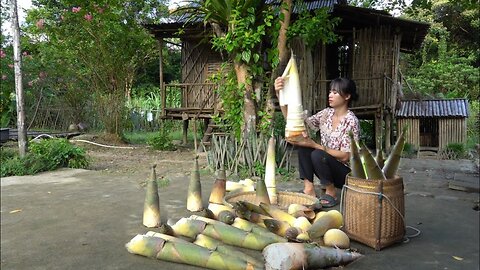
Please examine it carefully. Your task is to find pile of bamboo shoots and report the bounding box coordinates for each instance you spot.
[127,147,362,270]
[349,126,408,180]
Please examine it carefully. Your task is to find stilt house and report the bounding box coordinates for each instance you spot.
[144,0,430,149]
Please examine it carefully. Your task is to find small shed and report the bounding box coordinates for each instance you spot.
[395,99,469,153]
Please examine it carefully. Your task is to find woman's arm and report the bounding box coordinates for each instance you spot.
[322,148,350,163]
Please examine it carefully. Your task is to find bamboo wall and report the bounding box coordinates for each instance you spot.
[397,118,420,149]
[290,39,328,115]
[351,26,400,110]
[181,39,222,109]
[439,118,467,149]
[397,118,467,150]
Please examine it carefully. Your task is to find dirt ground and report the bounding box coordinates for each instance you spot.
[72,134,206,177]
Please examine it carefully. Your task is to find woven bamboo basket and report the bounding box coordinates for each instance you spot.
[223,191,317,209]
[340,174,405,251]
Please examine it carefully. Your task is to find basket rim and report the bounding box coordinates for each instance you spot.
[223,190,317,208]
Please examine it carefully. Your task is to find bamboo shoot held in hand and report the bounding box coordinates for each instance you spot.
[281,54,307,139]
[143,165,161,228]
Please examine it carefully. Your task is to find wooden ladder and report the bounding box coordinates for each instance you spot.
[201,120,228,147]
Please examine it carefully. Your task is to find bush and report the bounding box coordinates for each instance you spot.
[441,143,466,160]
[1,138,89,177]
[401,142,417,158]
[147,130,176,151]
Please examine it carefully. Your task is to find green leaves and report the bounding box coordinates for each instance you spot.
[287,8,340,48]
[1,138,89,177]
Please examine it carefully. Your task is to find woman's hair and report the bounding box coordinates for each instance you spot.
[330,78,359,105]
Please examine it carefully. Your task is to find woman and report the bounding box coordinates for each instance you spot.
[274,77,360,207]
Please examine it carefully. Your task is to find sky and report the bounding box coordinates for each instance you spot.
[1,0,186,35]
[1,0,32,35]
[2,0,411,35]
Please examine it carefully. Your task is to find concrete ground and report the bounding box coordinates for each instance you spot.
[1,156,479,270]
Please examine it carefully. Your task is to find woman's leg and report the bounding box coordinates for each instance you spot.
[297,147,316,196]
[310,149,351,199]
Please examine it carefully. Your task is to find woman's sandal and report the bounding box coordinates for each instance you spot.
[318,194,338,208]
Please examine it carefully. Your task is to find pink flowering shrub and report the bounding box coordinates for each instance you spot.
[84,13,93,21]
[72,7,81,13]
[36,19,45,29]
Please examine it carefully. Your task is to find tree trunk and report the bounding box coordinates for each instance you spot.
[277,0,293,72]
[10,0,28,157]
[265,0,292,126]
[234,62,256,136]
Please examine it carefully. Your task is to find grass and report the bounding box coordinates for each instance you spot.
[124,127,202,145]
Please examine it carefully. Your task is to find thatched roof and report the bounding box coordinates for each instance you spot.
[144,0,429,53]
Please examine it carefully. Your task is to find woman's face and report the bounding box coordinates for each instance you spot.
[328,89,350,108]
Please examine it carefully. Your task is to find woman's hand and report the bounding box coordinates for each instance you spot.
[286,131,322,149]
[274,77,284,96]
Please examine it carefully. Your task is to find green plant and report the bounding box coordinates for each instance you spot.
[467,100,479,149]
[1,138,89,177]
[287,7,340,48]
[359,120,375,149]
[147,130,176,151]
[29,138,90,169]
[443,143,466,159]
[276,167,295,182]
[401,142,417,158]
[156,177,170,188]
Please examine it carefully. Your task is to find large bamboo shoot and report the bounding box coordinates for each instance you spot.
[383,126,407,178]
[194,234,264,267]
[255,178,270,205]
[143,165,161,228]
[359,141,386,180]
[209,169,227,204]
[126,234,261,270]
[171,217,281,250]
[263,242,363,270]
[348,131,366,179]
[260,202,296,226]
[187,156,204,211]
[264,136,278,204]
[281,54,306,139]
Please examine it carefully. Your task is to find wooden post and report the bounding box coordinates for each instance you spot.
[385,112,391,153]
[375,108,383,151]
[182,117,189,145]
[158,39,165,117]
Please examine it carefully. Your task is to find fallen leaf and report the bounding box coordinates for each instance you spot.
[452,256,463,261]
[9,209,22,214]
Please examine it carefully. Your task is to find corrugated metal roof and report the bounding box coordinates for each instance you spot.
[265,0,338,12]
[396,99,469,118]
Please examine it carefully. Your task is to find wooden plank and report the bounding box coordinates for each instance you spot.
[449,173,480,193]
